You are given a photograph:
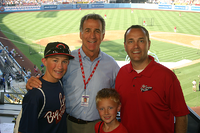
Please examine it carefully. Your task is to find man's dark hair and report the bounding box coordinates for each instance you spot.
[124,25,150,43]
[79,13,105,34]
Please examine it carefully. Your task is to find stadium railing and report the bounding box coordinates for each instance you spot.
[0,42,28,81]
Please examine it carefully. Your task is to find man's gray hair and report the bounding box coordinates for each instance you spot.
[79,13,105,34]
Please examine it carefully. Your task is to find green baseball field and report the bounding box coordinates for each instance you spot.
[0,9,200,108]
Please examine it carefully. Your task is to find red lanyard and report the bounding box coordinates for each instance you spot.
[78,48,100,90]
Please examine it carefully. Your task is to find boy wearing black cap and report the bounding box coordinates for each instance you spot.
[18,42,74,133]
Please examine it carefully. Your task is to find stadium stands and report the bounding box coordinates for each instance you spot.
[0,41,27,105]
[0,42,27,81]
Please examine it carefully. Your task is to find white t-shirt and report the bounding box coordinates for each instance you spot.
[192,80,196,86]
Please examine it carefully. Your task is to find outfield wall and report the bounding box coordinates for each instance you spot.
[0,3,200,13]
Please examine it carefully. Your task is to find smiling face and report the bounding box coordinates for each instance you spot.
[97,97,121,126]
[42,55,69,83]
[124,28,151,69]
[80,19,105,61]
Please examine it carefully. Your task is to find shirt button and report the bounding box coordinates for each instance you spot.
[133,85,135,87]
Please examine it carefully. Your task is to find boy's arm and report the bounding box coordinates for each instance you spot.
[19,89,42,133]
[26,75,42,90]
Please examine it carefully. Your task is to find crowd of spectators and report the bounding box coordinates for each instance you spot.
[0,0,108,6]
[1,0,200,6]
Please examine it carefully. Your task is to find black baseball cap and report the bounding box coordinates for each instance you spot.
[44,42,74,59]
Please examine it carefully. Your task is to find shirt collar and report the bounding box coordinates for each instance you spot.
[80,47,102,61]
[127,55,156,77]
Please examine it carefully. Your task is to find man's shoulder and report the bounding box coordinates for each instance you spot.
[150,62,179,80]
[101,52,120,70]
[119,63,130,71]
[152,61,172,73]
[71,49,78,55]
[101,51,112,57]
[116,64,130,79]
[118,123,129,133]
[100,51,117,62]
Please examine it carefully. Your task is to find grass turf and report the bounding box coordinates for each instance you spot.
[0,9,200,107]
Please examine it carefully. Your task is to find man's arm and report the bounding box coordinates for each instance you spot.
[26,76,42,90]
[174,115,188,133]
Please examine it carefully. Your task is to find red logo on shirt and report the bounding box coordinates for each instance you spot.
[140,85,153,92]
[44,93,66,124]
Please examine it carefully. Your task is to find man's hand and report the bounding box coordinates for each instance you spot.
[26,75,42,90]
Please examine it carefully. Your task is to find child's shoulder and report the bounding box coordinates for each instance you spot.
[95,122,128,133]
[27,87,43,94]
[24,88,44,101]
[95,121,103,128]
[95,121,104,133]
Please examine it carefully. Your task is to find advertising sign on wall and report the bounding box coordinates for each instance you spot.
[158,5,172,9]
[191,6,200,11]
[174,5,189,10]
[44,5,57,10]
[2,6,41,12]
[91,4,104,8]
[76,4,89,9]
[60,4,73,9]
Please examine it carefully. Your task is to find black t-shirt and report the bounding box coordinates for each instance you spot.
[19,77,67,133]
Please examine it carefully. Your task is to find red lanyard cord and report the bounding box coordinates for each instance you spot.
[78,48,100,90]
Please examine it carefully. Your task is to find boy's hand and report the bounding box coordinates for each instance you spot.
[26,75,42,90]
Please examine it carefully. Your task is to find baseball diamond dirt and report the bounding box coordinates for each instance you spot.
[34,30,200,50]
[34,30,200,69]
[1,30,200,116]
